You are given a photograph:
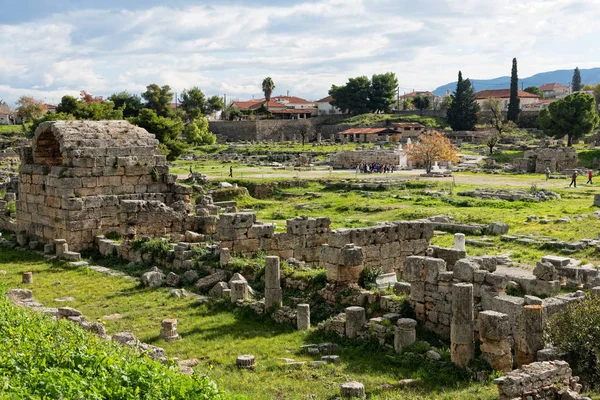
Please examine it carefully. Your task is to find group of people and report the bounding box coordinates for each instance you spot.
[545,167,594,187]
[357,163,395,174]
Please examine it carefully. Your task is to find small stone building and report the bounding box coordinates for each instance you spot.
[18,120,210,251]
[515,147,578,173]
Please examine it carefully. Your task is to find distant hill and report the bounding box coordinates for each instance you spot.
[433,67,600,96]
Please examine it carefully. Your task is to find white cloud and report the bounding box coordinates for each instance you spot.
[0,0,600,105]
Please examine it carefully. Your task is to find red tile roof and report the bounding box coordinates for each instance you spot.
[232,100,263,110]
[392,122,425,128]
[316,95,333,103]
[272,96,314,105]
[269,109,317,114]
[474,89,540,99]
[250,100,287,110]
[339,128,396,135]
[539,83,568,91]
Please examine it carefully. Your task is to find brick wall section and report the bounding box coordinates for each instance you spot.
[17,120,210,250]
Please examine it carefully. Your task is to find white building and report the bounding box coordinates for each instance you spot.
[316,95,343,115]
[474,89,540,111]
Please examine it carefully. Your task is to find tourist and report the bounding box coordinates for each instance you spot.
[545,167,550,181]
[587,170,593,185]
[569,171,578,188]
[229,166,233,177]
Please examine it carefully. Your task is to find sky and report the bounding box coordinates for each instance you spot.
[1,0,600,106]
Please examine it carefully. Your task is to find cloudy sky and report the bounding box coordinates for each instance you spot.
[1,0,599,106]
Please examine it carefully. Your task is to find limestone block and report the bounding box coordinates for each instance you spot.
[297,304,310,331]
[340,381,365,399]
[194,270,229,292]
[219,212,256,229]
[345,306,366,339]
[394,282,411,295]
[248,224,275,239]
[478,311,510,342]
[453,259,479,282]
[219,248,231,267]
[394,318,417,353]
[166,272,181,287]
[339,244,365,267]
[141,270,165,288]
[533,261,558,281]
[454,233,466,251]
[209,282,229,298]
[230,280,249,303]
[451,283,474,367]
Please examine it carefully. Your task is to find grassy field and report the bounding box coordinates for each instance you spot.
[333,114,448,129]
[0,246,498,399]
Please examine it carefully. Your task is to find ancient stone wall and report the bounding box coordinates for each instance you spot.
[209,119,322,143]
[494,361,582,400]
[515,147,578,173]
[328,147,406,168]
[17,121,210,250]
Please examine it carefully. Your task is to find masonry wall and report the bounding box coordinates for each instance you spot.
[17,121,210,251]
[216,213,433,276]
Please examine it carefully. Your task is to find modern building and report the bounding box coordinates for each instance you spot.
[474,89,540,111]
[539,83,571,99]
[316,96,343,115]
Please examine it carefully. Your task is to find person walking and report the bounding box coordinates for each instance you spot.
[569,171,578,188]
[587,170,593,185]
[229,166,233,178]
[545,167,551,181]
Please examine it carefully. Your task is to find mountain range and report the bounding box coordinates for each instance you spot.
[433,67,600,96]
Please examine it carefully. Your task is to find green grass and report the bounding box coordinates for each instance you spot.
[0,282,223,399]
[0,246,498,399]
[334,114,448,129]
[488,150,524,163]
[0,124,27,135]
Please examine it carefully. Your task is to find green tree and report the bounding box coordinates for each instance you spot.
[184,117,216,145]
[141,84,173,117]
[262,77,275,103]
[572,67,582,92]
[206,95,225,113]
[329,76,372,115]
[15,96,46,122]
[538,92,600,146]
[74,101,123,120]
[447,71,480,131]
[507,58,520,122]
[29,112,76,135]
[108,91,143,118]
[180,87,206,120]
[56,95,79,115]
[523,86,543,99]
[131,109,185,160]
[481,98,516,154]
[369,72,398,113]
[412,95,432,115]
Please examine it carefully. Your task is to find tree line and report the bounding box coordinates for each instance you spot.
[15,85,224,160]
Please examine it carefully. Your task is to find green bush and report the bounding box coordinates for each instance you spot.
[4,200,15,216]
[545,295,600,389]
[0,295,223,399]
[131,238,172,260]
[358,266,383,290]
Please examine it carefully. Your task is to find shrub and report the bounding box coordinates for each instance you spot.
[545,295,600,389]
[4,200,15,216]
[131,237,172,260]
[0,296,223,399]
[358,267,383,290]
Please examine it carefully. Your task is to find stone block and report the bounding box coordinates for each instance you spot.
[478,311,510,342]
[453,259,479,282]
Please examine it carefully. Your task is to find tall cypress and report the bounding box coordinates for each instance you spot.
[572,67,582,92]
[507,58,520,122]
[447,71,480,131]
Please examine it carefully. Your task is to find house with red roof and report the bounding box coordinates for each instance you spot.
[316,95,343,115]
[539,83,570,99]
[231,96,317,119]
[474,89,540,111]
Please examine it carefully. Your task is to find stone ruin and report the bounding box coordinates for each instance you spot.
[513,147,577,173]
[16,121,215,251]
[328,145,408,169]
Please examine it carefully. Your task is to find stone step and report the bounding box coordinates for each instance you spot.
[62,251,82,262]
[69,261,89,267]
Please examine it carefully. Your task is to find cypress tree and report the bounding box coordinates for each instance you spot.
[447,71,480,131]
[507,58,520,122]
[572,67,582,92]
